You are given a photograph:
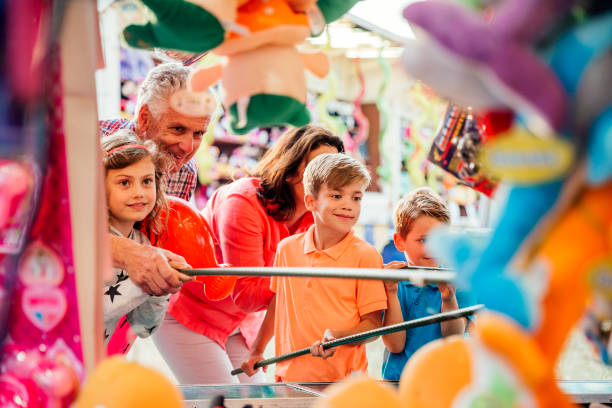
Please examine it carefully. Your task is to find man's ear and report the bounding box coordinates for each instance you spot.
[137,104,151,135]
[304,193,315,212]
[393,232,406,252]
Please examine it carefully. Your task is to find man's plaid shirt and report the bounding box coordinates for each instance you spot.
[99,118,197,201]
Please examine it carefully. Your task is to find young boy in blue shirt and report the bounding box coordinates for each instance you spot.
[381,187,475,380]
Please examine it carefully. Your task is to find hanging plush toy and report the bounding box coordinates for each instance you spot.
[190,44,329,134]
[123,0,229,53]
[188,0,330,133]
[123,0,360,53]
[123,0,359,133]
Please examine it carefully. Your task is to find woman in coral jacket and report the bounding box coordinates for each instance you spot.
[153,125,344,383]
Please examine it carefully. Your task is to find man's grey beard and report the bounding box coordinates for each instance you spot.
[160,149,182,174]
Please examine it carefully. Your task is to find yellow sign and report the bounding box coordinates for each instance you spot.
[481,129,574,184]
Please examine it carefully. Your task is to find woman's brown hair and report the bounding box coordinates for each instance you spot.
[252,125,345,221]
[101,129,170,238]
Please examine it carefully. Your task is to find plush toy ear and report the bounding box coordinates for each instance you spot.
[189,64,224,93]
[301,51,329,78]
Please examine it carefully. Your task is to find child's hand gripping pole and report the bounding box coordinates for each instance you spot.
[230,304,484,376]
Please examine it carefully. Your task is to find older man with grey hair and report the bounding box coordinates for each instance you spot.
[101,62,213,296]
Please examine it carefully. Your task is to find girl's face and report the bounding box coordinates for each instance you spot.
[106,157,156,233]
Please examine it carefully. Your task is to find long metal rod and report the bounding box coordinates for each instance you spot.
[182,266,455,284]
[230,304,484,376]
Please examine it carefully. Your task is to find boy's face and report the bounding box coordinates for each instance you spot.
[304,180,366,237]
[394,215,442,267]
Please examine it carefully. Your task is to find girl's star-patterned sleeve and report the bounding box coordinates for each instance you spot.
[104,227,169,341]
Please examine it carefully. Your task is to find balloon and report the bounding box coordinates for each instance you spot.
[155,196,237,300]
[312,376,402,408]
[398,336,472,408]
[74,357,182,408]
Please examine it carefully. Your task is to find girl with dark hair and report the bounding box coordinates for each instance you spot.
[152,124,345,384]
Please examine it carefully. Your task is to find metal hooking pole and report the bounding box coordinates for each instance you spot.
[230,304,484,376]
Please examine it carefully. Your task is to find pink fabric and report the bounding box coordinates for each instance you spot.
[106,315,137,355]
[168,178,312,349]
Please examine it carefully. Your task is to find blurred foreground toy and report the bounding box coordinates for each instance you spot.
[190,44,328,134]
[74,357,182,408]
[314,313,573,408]
[401,0,571,133]
[399,313,572,408]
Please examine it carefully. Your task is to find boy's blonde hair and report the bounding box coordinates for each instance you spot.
[303,153,371,197]
[393,187,450,237]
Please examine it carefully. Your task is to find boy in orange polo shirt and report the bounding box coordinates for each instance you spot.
[240,153,387,382]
